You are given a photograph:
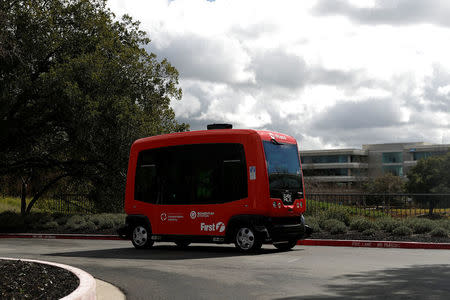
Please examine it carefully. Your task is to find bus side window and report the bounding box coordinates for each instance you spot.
[134,153,158,204]
[222,159,246,202]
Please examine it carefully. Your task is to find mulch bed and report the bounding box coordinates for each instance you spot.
[0,260,79,299]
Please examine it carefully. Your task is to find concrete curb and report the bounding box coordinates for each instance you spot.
[297,239,450,249]
[0,257,96,300]
[2,233,449,249]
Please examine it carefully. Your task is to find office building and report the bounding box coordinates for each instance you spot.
[300,142,450,190]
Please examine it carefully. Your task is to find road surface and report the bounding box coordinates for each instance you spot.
[1,239,449,299]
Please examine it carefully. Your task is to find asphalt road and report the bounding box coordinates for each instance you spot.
[1,239,449,299]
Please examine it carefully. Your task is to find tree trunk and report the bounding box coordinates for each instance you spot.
[20,177,28,217]
[25,174,67,214]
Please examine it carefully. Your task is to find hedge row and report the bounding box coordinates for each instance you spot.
[0,211,125,233]
[305,207,450,238]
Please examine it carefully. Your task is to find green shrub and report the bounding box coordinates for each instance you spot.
[96,215,115,229]
[321,219,347,234]
[350,217,377,232]
[437,219,450,231]
[392,225,413,236]
[376,217,401,233]
[305,201,326,217]
[41,221,58,230]
[362,228,377,237]
[0,211,24,230]
[55,216,69,226]
[79,220,97,231]
[405,218,436,234]
[67,215,84,225]
[430,227,449,238]
[305,216,321,233]
[322,207,351,226]
[24,213,43,226]
[65,215,87,231]
[87,215,101,226]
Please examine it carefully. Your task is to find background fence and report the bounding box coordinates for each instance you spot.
[306,193,450,218]
[37,194,96,214]
[36,193,450,217]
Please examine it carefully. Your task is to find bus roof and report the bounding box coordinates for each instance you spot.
[133,129,297,147]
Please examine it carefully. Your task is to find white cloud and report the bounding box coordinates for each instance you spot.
[108,0,450,150]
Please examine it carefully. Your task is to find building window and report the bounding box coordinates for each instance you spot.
[383,165,403,176]
[301,155,348,164]
[351,155,367,163]
[413,151,446,161]
[382,152,403,163]
[303,168,349,176]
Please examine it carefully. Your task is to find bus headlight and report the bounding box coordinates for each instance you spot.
[273,201,278,208]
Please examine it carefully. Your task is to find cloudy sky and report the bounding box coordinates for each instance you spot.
[108,0,450,150]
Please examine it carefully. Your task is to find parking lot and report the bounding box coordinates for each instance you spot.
[1,238,449,299]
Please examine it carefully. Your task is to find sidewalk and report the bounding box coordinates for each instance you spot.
[96,279,125,300]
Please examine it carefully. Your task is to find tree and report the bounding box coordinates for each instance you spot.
[364,173,405,194]
[406,152,450,215]
[0,0,188,214]
[362,173,405,206]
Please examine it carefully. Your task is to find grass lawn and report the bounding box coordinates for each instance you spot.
[0,197,22,213]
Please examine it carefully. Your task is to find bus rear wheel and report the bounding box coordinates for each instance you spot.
[234,226,262,252]
[131,224,154,249]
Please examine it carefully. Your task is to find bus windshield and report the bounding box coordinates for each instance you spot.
[263,140,303,203]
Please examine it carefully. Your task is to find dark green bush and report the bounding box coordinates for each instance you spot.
[350,217,377,232]
[430,227,449,238]
[362,228,377,237]
[321,219,347,234]
[322,207,351,226]
[405,218,436,234]
[305,216,321,233]
[41,221,58,230]
[0,211,24,230]
[437,219,450,231]
[392,225,413,236]
[79,220,97,231]
[376,217,401,233]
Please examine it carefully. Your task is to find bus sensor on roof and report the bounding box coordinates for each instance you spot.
[207,123,233,130]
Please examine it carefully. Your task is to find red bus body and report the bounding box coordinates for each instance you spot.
[122,127,310,251]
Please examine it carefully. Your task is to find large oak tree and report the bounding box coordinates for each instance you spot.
[0,0,188,214]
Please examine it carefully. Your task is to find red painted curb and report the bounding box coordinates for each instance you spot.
[0,233,122,240]
[297,239,450,249]
[1,234,449,249]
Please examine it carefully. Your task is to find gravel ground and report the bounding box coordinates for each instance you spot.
[0,260,79,299]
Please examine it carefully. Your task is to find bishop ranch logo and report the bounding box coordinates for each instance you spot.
[200,222,225,233]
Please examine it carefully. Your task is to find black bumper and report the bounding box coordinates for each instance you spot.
[262,215,313,242]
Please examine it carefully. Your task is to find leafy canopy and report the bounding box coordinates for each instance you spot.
[0,0,188,213]
[406,152,450,194]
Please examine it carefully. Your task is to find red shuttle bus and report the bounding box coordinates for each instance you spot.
[120,124,311,252]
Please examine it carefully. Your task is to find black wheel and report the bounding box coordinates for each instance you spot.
[234,226,262,253]
[175,241,191,248]
[273,240,297,251]
[131,224,154,249]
